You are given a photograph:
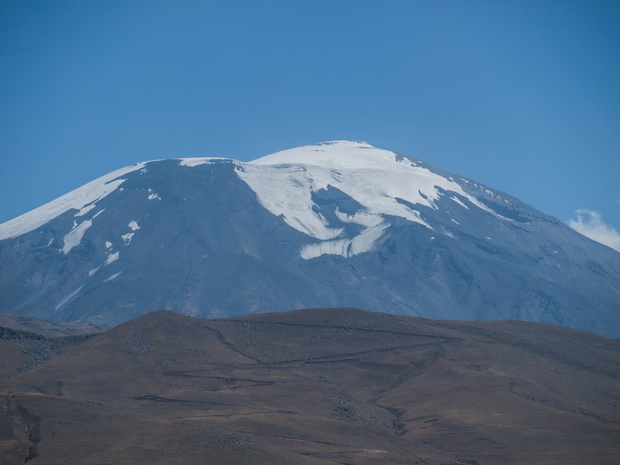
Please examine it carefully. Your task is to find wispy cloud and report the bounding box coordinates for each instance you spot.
[569,209,620,252]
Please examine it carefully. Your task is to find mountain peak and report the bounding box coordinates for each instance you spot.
[239,141,497,244]
[250,140,397,169]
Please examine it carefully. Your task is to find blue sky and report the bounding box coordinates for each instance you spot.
[1,0,619,250]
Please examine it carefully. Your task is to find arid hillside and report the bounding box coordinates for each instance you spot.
[1,308,619,464]
[0,314,106,337]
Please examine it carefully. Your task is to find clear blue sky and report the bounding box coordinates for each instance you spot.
[1,0,619,248]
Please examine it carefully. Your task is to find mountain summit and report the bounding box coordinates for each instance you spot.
[1,141,618,336]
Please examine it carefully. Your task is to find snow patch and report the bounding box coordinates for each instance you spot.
[61,209,105,254]
[238,151,431,238]
[121,221,140,245]
[122,232,135,245]
[300,222,388,259]
[148,192,161,200]
[62,220,93,254]
[55,285,84,312]
[237,140,505,258]
[178,157,232,167]
[450,196,469,209]
[0,162,147,240]
[75,204,97,217]
[239,141,493,241]
[104,271,123,282]
[334,209,384,228]
[104,251,119,266]
[105,241,112,249]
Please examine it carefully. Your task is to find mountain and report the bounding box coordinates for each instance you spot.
[1,308,619,465]
[0,141,618,336]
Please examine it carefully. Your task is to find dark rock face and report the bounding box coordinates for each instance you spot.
[0,142,619,337]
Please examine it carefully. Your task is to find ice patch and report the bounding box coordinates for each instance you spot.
[148,191,161,200]
[89,267,100,277]
[62,220,93,254]
[334,209,384,228]
[122,232,135,245]
[75,204,97,217]
[55,285,84,312]
[105,241,112,249]
[61,209,105,254]
[450,196,469,209]
[104,271,122,282]
[104,251,119,266]
[178,157,232,167]
[300,222,388,260]
[121,221,140,245]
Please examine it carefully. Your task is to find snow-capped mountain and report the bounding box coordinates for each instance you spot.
[1,141,619,337]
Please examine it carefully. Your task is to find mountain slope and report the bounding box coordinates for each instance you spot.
[0,314,106,337]
[0,325,91,382]
[1,308,619,465]
[0,141,618,336]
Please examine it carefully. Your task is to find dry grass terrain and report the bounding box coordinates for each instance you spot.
[0,327,90,383]
[1,308,619,464]
[0,314,106,337]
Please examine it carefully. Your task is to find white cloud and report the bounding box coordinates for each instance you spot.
[568,209,620,252]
